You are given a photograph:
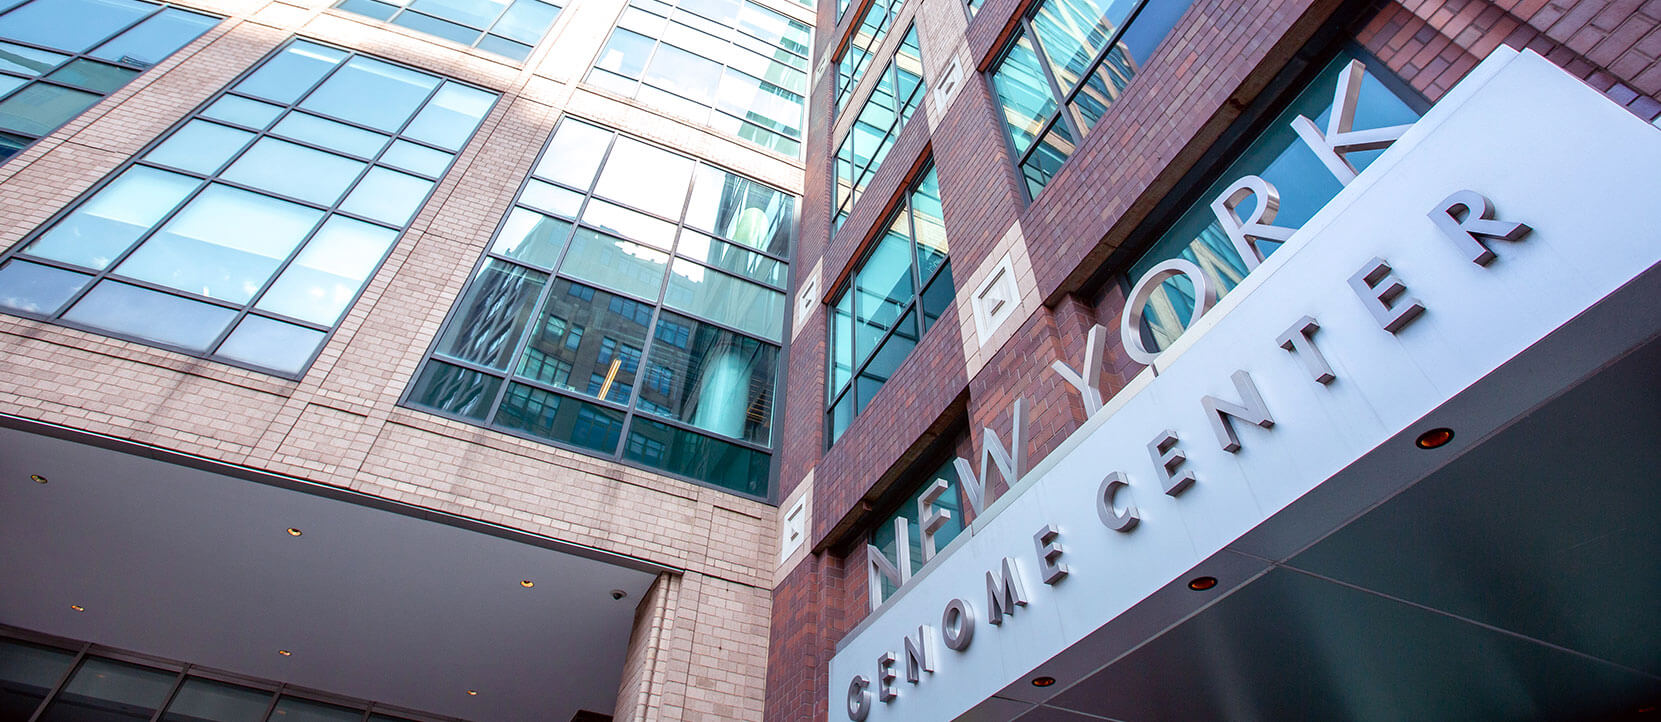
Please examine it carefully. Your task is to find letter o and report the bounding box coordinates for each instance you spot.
[1097,471,1140,532]
[847,675,872,721]
[1121,258,1218,366]
[942,598,975,652]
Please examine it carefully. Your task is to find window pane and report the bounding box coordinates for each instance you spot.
[1020,120,1075,197]
[117,184,323,304]
[496,383,623,453]
[44,58,138,92]
[853,224,913,333]
[0,41,68,75]
[0,83,101,136]
[144,119,254,175]
[90,7,216,68]
[380,139,452,177]
[402,81,494,151]
[912,168,947,279]
[433,258,545,369]
[339,167,432,225]
[870,459,963,597]
[490,207,570,268]
[1071,0,1192,130]
[829,291,852,396]
[674,229,783,287]
[592,137,694,219]
[557,227,668,301]
[581,199,675,250]
[991,34,1057,159]
[405,0,506,28]
[159,677,273,722]
[533,118,609,190]
[234,41,347,104]
[714,69,801,137]
[639,311,774,444]
[491,0,559,44]
[336,0,396,19]
[256,216,397,325]
[214,314,325,373]
[477,33,531,60]
[518,179,582,218]
[37,657,176,721]
[64,280,235,350]
[272,111,389,158]
[684,165,790,255]
[0,639,76,721]
[0,258,91,314]
[221,137,365,206]
[266,696,362,722]
[1031,0,1134,92]
[409,359,501,420]
[921,265,953,330]
[623,417,767,496]
[857,306,916,408]
[663,258,782,341]
[24,165,198,270]
[391,10,483,45]
[514,279,650,404]
[299,56,438,132]
[641,42,721,106]
[199,94,284,129]
[0,0,152,52]
[594,27,653,79]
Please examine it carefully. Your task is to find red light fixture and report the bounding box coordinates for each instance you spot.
[1415,428,1454,449]
[1188,576,1218,591]
[1031,676,1055,687]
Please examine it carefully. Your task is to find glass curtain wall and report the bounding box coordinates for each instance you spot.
[0,39,497,376]
[407,117,794,499]
[588,0,809,156]
[0,635,434,721]
[832,0,901,114]
[0,0,218,161]
[827,163,949,445]
[831,24,921,231]
[1127,52,1420,354]
[332,0,564,61]
[989,0,1192,198]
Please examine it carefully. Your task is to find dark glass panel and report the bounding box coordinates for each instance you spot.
[990,34,1055,159]
[44,59,139,92]
[433,258,546,370]
[265,696,361,722]
[0,639,77,721]
[0,83,101,136]
[159,677,273,722]
[622,417,767,496]
[638,310,775,444]
[494,383,623,454]
[514,279,650,405]
[409,360,502,420]
[37,657,176,722]
[870,458,964,597]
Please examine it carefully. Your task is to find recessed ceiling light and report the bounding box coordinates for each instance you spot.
[278,650,292,657]
[30,475,47,484]
[69,605,84,612]
[1031,676,1055,687]
[286,528,303,537]
[610,589,627,601]
[466,690,478,696]
[1187,576,1218,591]
[1415,427,1454,449]
[520,580,534,588]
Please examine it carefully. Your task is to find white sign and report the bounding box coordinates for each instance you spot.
[830,48,1661,722]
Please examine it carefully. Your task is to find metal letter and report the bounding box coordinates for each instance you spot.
[917,479,952,562]
[847,676,872,721]
[1348,257,1424,333]
[876,652,898,702]
[1033,524,1068,584]
[986,556,1028,625]
[1097,471,1140,532]
[952,399,1028,514]
[1211,175,1297,271]
[1149,430,1195,496]
[1122,259,1219,366]
[866,517,911,612]
[1428,189,1531,266]
[1201,369,1276,453]
[1050,323,1106,416]
[942,598,975,651]
[1290,59,1412,184]
[902,625,937,683]
[1277,316,1335,385]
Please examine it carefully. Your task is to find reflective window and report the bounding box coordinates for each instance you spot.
[409,117,794,498]
[989,0,1193,198]
[827,163,950,445]
[870,457,966,598]
[0,39,497,376]
[588,0,809,156]
[0,0,216,161]
[833,0,901,114]
[832,24,921,232]
[1128,53,1420,354]
[333,0,563,61]
[37,657,176,721]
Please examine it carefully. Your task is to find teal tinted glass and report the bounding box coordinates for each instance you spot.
[870,459,966,598]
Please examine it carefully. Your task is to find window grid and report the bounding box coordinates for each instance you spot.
[826,162,950,447]
[0,0,218,161]
[832,0,901,114]
[990,0,1193,199]
[330,0,564,62]
[0,39,497,378]
[585,0,810,157]
[405,117,795,500]
[832,23,922,232]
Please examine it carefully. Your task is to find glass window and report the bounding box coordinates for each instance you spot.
[0,638,77,720]
[832,25,923,231]
[1127,53,1421,355]
[585,0,808,156]
[159,678,274,722]
[37,657,176,721]
[989,0,1194,198]
[832,0,902,114]
[870,458,966,598]
[827,163,952,446]
[0,39,497,376]
[267,696,363,722]
[408,117,794,498]
[333,0,563,59]
[0,0,216,161]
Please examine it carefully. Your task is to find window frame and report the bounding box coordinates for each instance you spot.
[329,0,566,62]
[0,38,497,379]
[831,22,923,232]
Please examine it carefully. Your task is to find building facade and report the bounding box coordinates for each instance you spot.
[1,0,1659,718]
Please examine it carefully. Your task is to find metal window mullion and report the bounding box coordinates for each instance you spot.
[146,666,191,722]
[631,403,775,453]
[259,684,286,722]
[82,1,171,59]
[498,371,636,414]
[901,181,924,342]
[25,642,91,722]
[1053,0,1150,111]
[1020,17,1084,144]
[848,296,919,397]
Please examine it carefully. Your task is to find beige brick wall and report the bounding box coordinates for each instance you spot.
[0,0,806,716]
